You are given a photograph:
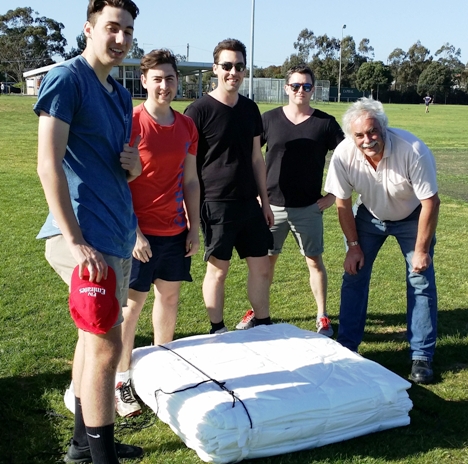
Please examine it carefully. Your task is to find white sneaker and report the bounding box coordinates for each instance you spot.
[236,309,255,330]
[115,379,142,417]
[316,316,334,337]
[210,326,228,334]
[64,381,75,414]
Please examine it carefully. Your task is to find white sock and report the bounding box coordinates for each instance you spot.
[115,370,130,386]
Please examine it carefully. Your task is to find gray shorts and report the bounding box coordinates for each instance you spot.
[45,235,132,327]
[269,203,324,257]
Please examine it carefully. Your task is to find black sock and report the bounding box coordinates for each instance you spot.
[73,396,88,448]
[86,424,118,464]
[253,316,272,326]
[210,320,225,333]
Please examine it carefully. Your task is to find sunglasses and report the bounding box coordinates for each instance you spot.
[289,83,313,93]
[217,62,246,72]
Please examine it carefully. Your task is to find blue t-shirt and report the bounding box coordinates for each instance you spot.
[34,56,136,258]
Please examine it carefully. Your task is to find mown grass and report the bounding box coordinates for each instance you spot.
[1,96,468,463]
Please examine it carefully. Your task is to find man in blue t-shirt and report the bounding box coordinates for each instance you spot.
[35,1,143,462]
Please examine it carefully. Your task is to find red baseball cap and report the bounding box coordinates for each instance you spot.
[69,265,120,334]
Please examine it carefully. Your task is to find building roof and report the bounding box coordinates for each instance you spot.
[23,58,212,78]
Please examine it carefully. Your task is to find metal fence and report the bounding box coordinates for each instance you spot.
[314,80,331,103]
[210,78,330,104]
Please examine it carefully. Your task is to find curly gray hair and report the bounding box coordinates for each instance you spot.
[342,97,388,138]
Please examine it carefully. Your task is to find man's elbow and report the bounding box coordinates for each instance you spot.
[37,160,53,183]
[430,193,441,211]
[422,193,441,215]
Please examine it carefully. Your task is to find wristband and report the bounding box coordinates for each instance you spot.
[347,240,359,247]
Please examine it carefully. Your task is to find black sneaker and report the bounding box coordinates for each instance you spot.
[65,439,143,463]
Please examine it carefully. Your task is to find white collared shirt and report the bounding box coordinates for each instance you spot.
[325,128,438,221]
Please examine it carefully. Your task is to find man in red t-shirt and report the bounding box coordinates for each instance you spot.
[115,49,200,417]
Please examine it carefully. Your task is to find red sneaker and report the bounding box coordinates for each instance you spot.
[236,309,255,330]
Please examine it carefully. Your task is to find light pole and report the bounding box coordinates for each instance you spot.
[337,24,346,103]
[249,0,255,100]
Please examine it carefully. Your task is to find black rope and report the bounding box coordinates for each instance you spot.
[153,344,253,428]
[115,411,157,433]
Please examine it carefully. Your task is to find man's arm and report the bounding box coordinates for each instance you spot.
[132,224,152,262]
[336,197,365,275]
[37,112,107,282]
[252,135,274,226]
[183,154,201,257]
[412,193,440,273]
[316,193,336,212]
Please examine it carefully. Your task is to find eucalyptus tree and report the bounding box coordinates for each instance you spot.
[64,32,86,60]
[0,7,67,82]
[435,42,464,88]
[293,28,315,63]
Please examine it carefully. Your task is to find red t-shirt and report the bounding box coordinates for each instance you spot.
[129,103,198,236]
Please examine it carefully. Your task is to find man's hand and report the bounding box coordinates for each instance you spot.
[121,135,142,179]
[262,203,274,227]
[316,193,336,212]
[70,242,108,282]
[185,228,200,257]
[132,232,152,263]
[344,245,365,275]
[411,250,432,273]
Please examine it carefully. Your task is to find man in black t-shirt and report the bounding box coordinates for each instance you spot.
[185,38,273,334]
[261,65,344,336]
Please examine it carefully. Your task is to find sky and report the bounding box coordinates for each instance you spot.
[8,0,468,67]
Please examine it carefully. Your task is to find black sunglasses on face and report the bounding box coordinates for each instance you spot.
[217,62,246,72]
[289,83,313,92]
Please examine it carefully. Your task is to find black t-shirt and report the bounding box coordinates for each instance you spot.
[263,107,344,207]
[184,94,263,201]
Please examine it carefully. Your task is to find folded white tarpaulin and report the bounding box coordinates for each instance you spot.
[131,323,412,463]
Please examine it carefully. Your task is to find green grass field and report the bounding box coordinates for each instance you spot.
[1,96,468,463]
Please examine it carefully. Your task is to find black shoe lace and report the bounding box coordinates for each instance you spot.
[120,380,137,404]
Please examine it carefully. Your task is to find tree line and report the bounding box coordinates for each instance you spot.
[256,29,468,104]
[1,8,467,104]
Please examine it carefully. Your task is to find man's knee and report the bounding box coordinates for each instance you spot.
[206,257,230,282]
[83,329,123,368]
[306,254,324,271]
[247,256,270,280]
[157,291,180,308]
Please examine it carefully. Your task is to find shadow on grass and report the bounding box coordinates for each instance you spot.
[316,307,468,387]
[0,371,171,463]
[0,372,71,463]
[357,306,468,373]
[134,333,154,348]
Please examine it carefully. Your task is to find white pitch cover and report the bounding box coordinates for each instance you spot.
[131,323,412,463]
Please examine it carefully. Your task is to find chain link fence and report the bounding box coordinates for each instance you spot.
[210,78,330,104]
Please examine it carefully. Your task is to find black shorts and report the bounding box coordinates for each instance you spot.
[201,199,273,261]
[129,230,192,292]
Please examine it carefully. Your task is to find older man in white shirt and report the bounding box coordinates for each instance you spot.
[325,97,440,384]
